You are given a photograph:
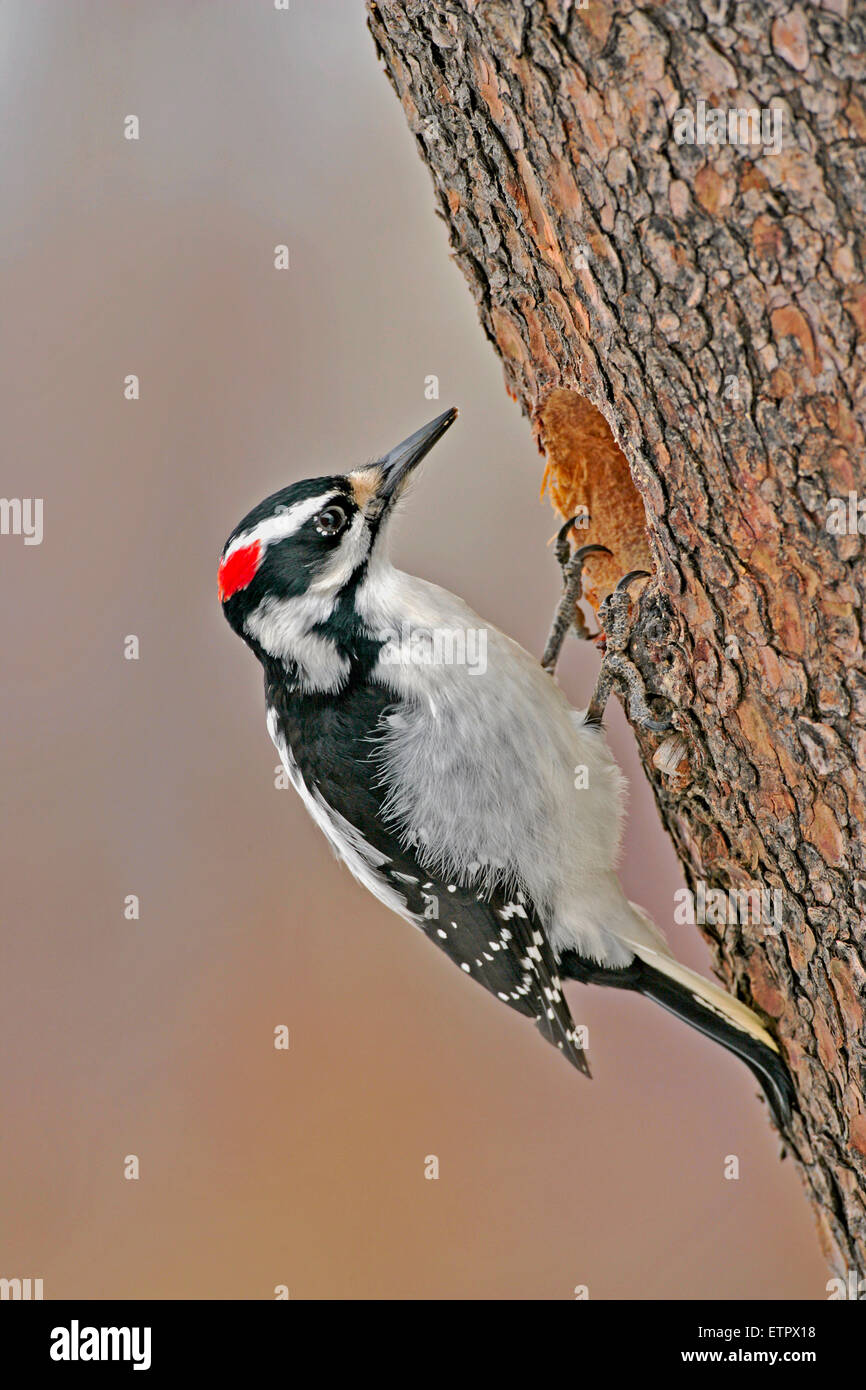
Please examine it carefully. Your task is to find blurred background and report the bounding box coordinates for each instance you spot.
[0,0,823,1299]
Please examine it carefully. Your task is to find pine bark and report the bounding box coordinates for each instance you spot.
[367,0,866,1274]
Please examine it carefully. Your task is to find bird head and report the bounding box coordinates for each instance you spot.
[218,407,457,687]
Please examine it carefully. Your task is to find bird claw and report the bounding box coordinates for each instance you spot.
[597,574,651,656]
[542,519,612,673]
[586,651,672,732]
[543,532,673,734]
[615,568,651,593]
[588,575,674,733]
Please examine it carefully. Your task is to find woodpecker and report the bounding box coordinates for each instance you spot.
[219,408,793,1128]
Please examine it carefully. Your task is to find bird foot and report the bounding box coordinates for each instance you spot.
[541,516,611,674]
[586,572,673,732]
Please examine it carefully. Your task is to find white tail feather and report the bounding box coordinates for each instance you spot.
[616,903,780,1055]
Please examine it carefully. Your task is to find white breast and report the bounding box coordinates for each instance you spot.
[354,563,638,967]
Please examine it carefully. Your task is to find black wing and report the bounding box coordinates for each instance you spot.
[387,867,590,1077]
[268,678,590,1078]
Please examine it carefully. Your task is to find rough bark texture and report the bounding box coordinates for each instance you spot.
[367,0,866,1274]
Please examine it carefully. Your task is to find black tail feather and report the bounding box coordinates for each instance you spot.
[560,949,794,1130]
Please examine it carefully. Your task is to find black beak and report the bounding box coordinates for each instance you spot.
[373,407,458,509]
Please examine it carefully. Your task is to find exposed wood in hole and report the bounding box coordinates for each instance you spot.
[538,388,652,609]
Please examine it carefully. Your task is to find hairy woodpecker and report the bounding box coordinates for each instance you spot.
[219,408,793,1128]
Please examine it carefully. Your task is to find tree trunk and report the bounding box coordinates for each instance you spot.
[367,0,866,1275]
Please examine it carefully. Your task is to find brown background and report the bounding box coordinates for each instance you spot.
[0,0,824,1298]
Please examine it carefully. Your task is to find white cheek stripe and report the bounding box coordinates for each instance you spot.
[308,510,371,594]
[223,493,337,563]
[245,592,350,693]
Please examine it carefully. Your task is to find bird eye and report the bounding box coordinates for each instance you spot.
[314,505,348,537]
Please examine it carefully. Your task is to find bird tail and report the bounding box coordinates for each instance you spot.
[561,904,794,1129]
[627,944,794,1130]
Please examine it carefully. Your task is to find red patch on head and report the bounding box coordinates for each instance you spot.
[218,540,262,602]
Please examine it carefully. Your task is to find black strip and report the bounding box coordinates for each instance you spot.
[559,948,794,1129]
